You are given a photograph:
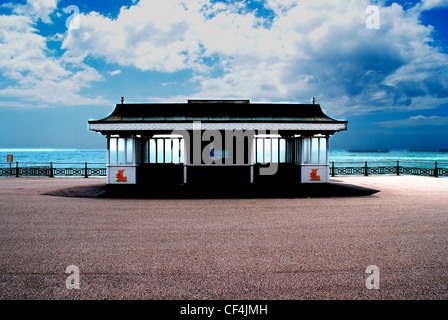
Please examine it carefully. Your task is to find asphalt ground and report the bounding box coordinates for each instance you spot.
[0,176,447,300]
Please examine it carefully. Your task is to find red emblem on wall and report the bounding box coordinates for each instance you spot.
[116,170,127,182]
[310,169,321,181]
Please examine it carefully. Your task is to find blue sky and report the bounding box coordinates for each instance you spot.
[0,0,447,150]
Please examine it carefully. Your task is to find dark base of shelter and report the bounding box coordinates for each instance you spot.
[105,164,379,198]
[105,181,378,199]
[45,180,378,199]
[136,163,301,186]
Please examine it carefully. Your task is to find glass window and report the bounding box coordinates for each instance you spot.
[293,138,300,163]
[251,139,256,163]
[319,138,327,164]
[172,139,179,164]
[180,139,185,164]
[272,139,278,163]
[157,139,164,163]
[265,139,271,163]
[142,139,149,163]
[303,138,311,164]
[109,138,117,165]
[149,139,156,163]
[311,138,319,164]
[256,138,263,163]
[118,138,126,164]
[126,138,133,164]
[164,139,171,163]
[279,139,286,163]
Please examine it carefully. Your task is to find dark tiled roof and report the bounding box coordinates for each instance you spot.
[89,101,346,124]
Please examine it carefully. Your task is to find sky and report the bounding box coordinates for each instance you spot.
[0,0,447,150]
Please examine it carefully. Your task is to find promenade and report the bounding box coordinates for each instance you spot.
[0,176,447,299]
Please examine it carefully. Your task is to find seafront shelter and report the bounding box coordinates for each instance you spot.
[89,99,347,190]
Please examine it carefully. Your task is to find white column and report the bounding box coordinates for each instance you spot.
[300,137,305,165]
[106,135,110,166]
[133,137,137,165]
[183,137,188,184]
[106,136,110,184]
[250,137,254,183]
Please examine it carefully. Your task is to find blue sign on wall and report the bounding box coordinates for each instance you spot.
[210,149,228,159]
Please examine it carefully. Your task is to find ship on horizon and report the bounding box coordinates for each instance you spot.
[349,149,390,153]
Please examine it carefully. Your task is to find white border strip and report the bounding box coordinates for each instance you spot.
[90,122,347,132]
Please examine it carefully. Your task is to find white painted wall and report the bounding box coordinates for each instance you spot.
[301,164,329,183]
[107,165,137,184]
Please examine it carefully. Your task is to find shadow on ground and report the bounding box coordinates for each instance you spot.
[45,182,379,199]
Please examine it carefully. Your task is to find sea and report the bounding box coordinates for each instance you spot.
[0,149,447,169]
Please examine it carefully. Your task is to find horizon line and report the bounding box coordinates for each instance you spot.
[0,148,447,152]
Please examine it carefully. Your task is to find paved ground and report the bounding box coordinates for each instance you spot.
[0,176,447,300]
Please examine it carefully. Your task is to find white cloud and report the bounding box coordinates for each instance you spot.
[4,0,59,24]
[0,1,110,107]
[109,70,122,76]
[62,1,204,73]
[411,0,448,13]
[3,0,448,113]
[0,15,68,81]
[188,0,448,115]
[61,0,448,116]
[161,82,177,86]
[377,115,448,127]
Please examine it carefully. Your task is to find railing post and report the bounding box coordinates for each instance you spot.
[16,162,19,177]
[434,162,438,178]
[331,161,335,177]
[84,162,88,178]
[364,161,368,176]
[396,161,400,176]
[49,162,54,178]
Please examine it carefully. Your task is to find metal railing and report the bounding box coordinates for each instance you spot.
[1,161,447,178]
[330,161,448,178]
[0,162,106,178]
